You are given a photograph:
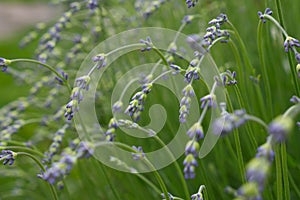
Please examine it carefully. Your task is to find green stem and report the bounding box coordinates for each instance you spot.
[281,143,290,200]
[10,58,71,93]
[121,124,190,199]
[233,85,258,149]
[95,141,170,200]
[17,152,58,200]
[98,162,122,200]
[0,146,44,157]
[244,114,268,130]
[225,92,246,183]
[283,103,300,118]
[288,172,300,199]
[153,136,190,199]
[264,10,300,96]
[257,21,274,119]
[275,145,283,200]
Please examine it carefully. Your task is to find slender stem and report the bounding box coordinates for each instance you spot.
[88,43,144,76]
[17,152,58,200]
[98,162,122,200]
[225,92,246,183]
[233,85,258,149]
[151,70,173,83]
[121,124,190,199]
[10,58,71,93]
[283,103,300,118]
[227,21,254,73]
[152,136,190,199]
[152,47,169,67]
[244,114,268,130]
[94,141,170,200]
[263,15,288,37]
[118,78,140,102]
[281,143,290,200]
[0,146,44,157]
[257,21,273,119]
[263,11,300,95]
[275,145,283,200]
[288,172,300,199]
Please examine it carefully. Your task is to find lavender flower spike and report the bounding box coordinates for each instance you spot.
[0,58,11,72]
[268,115,293,143]
[0,150,17,165]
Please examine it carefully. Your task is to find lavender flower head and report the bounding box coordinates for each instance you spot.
[0,150,16,165]
[191,192,203,200]
[92,53,107,69]
[179,84,195,123]
[0,58,11,72]
[132,146,145,160]
[75,75,91,91]
[213,109,247,136]
[236,182,261,200]
[258,8,273,23]
[183,154,198,179]
[268,115,293,143]
[185,140,200,157]
[200,94,216,109]
[283,36,300,52]
[256,138,274,162]
[246,157,271,191]
[186,0,198,8]
[140,36,153,52]
[290,95,300,104]
[186,122,204,140]
[161,192,175,200]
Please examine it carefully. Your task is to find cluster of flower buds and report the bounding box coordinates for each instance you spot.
[184,57,201,83]
[40,138,94,185]
[214,70,237,86]
[131,146,145,160]
[137,0,168,18]
[179,84,195,123]
[257,8,273,23]
[64,75,91,120]
[125,83,153,122]
[186,0,198,8]
[213,103,247,136]
[0,58,11,72]
[0,150,17,165]
[202,14,229,50]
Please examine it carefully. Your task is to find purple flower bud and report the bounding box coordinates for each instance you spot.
[0,58,11,72]
[268,115,293,143]
[183,154,198,179]
[246,157,271,191]
[132,146,145,160]
[187,123,204,140]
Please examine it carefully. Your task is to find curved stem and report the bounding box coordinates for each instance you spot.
[17,152,58,200]
[151,70,173,83]
[257,21,273,119]
[152,136,190,199]
[10,58,71,93]
[244,114,268,130]
[283,103,300,118]
[95,141,170,200]
[263,11,300,95]
[0,146,44,157]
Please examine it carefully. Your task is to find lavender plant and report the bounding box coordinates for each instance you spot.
[0,0,300,200]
